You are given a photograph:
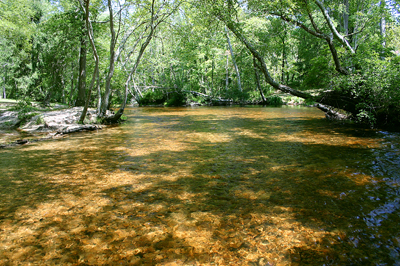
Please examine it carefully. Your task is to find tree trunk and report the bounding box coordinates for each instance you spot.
[281,35,286,83]
[69,62,75,105]
[211,58,214,96]
[107,72,130,123]
[315,0,355,54]
[100,0,117,116]
[380,17,386,47]
[107,0,158,122]
[253,57,266,103]
[274,12,350,75]
[225,26,242,93]
[96,73,102,114]
[75,32,87,107]
[79,0,100,124]
[343,0,349,35]
[61,74,66,104]
[2,67,6,99]
[2,77,5,99]
[132,75,143,101]
[225,53,229,94]
[225,20,360,114]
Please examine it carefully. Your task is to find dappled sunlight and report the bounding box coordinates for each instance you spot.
[1,106,399,265]
[272,130,384,148]
[232,127,265,139]
[185,132,233,143]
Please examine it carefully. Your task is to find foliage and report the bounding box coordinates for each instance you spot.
[330,50,400,127]
[12,98,39,124]
[187,95,207,104]
[282,95,304,105]
[303,98,316,106]
[0,0,399,128]
[247,89,270,103]
[165,91,186,107]
[225,87,245,103]
[266,95,283,106]
[35,115,45,125]
[139,90,166,106]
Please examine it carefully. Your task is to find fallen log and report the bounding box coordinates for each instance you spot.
[56,124,102,134]
[316,104,349,120]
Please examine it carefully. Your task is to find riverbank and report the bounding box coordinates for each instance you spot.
[0,105,103,148]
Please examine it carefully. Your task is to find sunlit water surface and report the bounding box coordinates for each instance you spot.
[1,106,400,265]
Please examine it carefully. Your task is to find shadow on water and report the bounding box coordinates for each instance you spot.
[0,106,399,265]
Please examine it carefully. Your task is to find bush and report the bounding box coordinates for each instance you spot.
[330,52,400,128]
[36,115,45,125]
[266,95,283,106]
[165,91,186,107]
[138,90,166,105]
[225,87,245,103]
[13,98,39,124]
[303,98,316,106]
[188,95,206,104]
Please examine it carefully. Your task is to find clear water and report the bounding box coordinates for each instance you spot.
[0,106,399,265]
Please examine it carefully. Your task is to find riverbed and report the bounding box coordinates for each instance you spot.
[1,106,399,265]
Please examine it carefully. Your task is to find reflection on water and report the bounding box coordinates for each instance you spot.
[0,106,399,265]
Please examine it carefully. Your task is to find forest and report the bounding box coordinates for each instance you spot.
[1,0,400,128]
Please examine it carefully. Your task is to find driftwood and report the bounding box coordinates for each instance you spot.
[56,124,101,134]
[184,90,233,104]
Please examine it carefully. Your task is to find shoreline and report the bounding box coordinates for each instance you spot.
[0,106,104,148]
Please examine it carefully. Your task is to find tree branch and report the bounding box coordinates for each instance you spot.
[270,12,326,39]
[270,12,349,75]
[315,0,355,54]
[224,20,312,99]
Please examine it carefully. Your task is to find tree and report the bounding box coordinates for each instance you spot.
[78,0,100,123]
[76,15,88,107]
[225,26,242,95]
[0,0,36,100]
[199,0,400,127]
[1,0,399,129]
[98,0,120,116]
[102,0,180,121]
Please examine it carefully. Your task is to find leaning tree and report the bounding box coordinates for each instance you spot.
[199,0,400,128]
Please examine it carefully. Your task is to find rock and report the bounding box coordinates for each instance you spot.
[0,107,103,134]
[105,110,115,116]
[0,111,20,129]
[18,107,102,134]
[0,107,106,148]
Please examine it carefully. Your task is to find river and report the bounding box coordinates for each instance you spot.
[1,106,399,265]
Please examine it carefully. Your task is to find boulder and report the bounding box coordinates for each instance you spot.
[18,107,102,134]
[0,111,20,129]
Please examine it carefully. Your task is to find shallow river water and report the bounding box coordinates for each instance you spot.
[1,106,400,265]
